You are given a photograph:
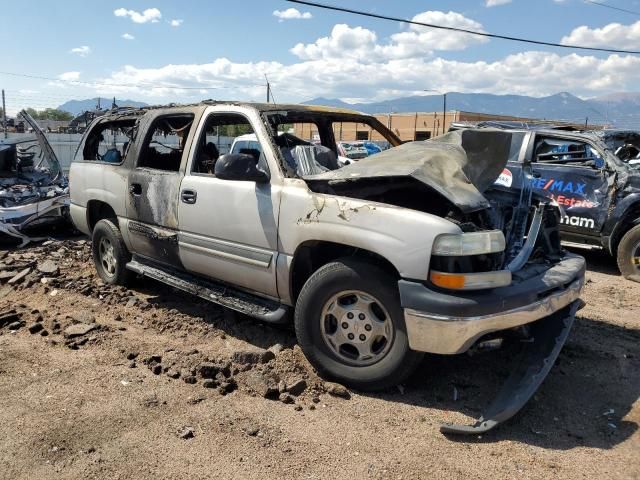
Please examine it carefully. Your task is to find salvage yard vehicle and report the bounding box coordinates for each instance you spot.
[69,102,585,434]
[0,110,69,246]
[452,123,640,282]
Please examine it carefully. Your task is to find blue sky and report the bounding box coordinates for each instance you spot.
[1,0,640,113]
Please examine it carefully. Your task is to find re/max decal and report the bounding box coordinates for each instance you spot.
[531,177,587,195]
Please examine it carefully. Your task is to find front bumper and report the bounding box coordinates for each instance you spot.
[400,253,586,355]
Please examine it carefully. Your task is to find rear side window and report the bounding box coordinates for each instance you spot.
[138,114,194,171]
[81,119,136,163]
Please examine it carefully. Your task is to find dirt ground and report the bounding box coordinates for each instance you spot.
[0,238,638,480]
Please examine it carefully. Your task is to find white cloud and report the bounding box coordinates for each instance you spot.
[485,0,512,6]
[58,71,80,81]
[562,20,640,49]
[69,46,91,57]
[75,17,640,105]
[122,33,135,40]
[169,19,183,27]
[114,7,162,24]
[273,8,312,21]
[291,12,487,62]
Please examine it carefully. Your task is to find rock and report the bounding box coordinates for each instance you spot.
[125,297,138,308]
[245,425,259,436]
[278,380,287,394]
[0,310,21,328]
[150,364,162,375]
[177,426,194,440]
[71,311,96,324]
[143,355,162,365]
[294,405,303,411]
[232,349,275,365]
[64,323,98,339]
[325,382,351,399]
[202,379,218,389]
[287,379,307,396]
[268,343,284,355]
[218,379,237,395]
[245,371,279,399]
[166,369,180,379]
[311,396,320,404]
[198,362,222,379]
[7,321,23,331]
[37,260,59,275]
[0,271,18,282]
[28,323,43,334]
[126,352,138,360]
[40,329,49,337]
[8,268,31,285]
[183,375,197,385]
[279,393,295,404]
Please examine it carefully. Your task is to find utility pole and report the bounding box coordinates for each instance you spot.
[265,74,271,103]
[585,116,588,129]
[2,89,7,139]
[442,93,447,135]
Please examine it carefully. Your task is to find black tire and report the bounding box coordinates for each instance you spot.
[92,219,133,286]
[616,224,640,282]
[294,258,423,391]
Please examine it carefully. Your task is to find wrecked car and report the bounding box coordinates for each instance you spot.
[0,110,69,246]
[455,123,640,282]
[69,102,585,434]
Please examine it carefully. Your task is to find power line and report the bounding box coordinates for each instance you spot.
[286,0,640,55]
[0,70,266,90]
[583,0,640,17]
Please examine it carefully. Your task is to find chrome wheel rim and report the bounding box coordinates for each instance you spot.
[98,237,117,277]
[320,290,394,366]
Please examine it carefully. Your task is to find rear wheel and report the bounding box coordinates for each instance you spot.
[92,219,133,286]
[617,224,640,282]
[294,258,423,391]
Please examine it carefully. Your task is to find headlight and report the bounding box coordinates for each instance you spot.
[430,270,512,290]
[432,230,505,256]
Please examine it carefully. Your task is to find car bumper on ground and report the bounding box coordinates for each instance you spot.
[399,253,586,355]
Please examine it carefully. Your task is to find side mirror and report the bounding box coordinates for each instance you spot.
[214,153,270,183]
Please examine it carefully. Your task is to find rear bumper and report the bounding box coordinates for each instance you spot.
[400,253,585,354]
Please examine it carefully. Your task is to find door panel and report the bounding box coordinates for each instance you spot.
[177,176,280,297]
[125,168,183,265]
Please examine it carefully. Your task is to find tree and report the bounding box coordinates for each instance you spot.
[23,107,73,121]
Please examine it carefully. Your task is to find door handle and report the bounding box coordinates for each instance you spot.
[181,189,197,204]
[129,183,142,195]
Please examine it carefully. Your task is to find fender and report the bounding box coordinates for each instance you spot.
[602,192,640,253]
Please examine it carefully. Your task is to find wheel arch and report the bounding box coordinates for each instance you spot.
[289,240,400,304]
[607,201,640,256]
[86,200,118,232]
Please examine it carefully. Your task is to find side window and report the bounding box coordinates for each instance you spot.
[192,113,263,176]
[138,114,194,171]
[534,137,604,168]
[82,119,136,163]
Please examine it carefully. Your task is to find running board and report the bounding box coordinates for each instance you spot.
[126,258,289,324]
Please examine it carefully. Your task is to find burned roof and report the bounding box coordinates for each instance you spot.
[95,100,364,120]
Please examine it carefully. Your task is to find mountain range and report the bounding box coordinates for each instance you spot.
[55,92,640,129]
[303,92,640,129]
[57,98,148,116]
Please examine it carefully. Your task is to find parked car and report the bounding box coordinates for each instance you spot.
[336,141,368,160]
[362,141,383,156]
[453,123,640,282]
[69,101,585,434]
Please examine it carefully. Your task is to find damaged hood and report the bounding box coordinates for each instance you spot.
[305,129,515,213]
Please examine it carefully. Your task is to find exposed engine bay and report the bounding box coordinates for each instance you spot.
[0,110,69,246]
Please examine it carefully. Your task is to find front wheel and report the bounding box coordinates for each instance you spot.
[294,258,423,391]
[617,224,640,282]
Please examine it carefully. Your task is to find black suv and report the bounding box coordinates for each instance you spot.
[451,123,640,281]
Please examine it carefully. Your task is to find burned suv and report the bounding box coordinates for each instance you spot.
[70,102,585,434]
